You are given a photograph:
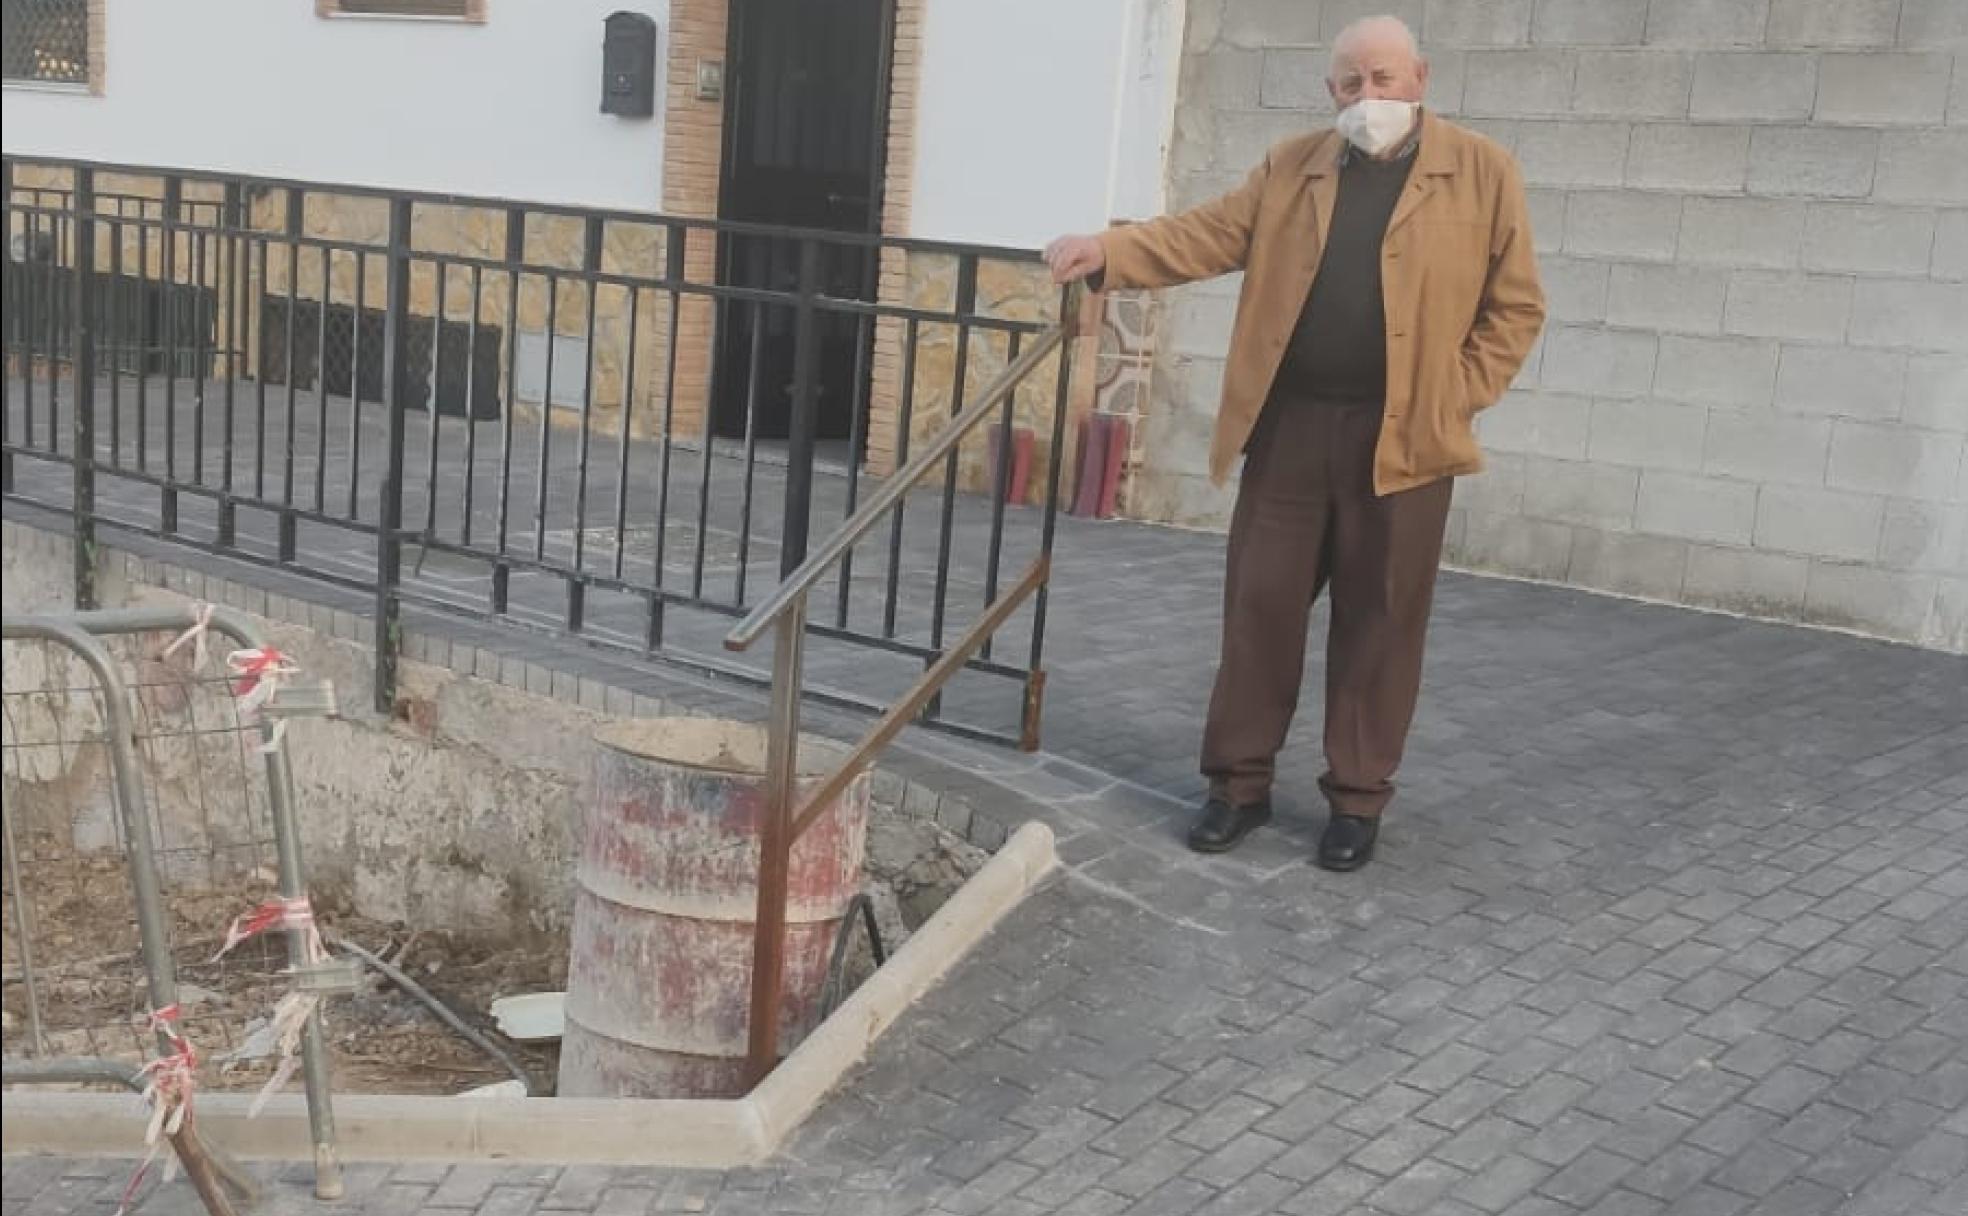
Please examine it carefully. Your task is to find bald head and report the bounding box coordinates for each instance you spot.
[1327,15,1428,110]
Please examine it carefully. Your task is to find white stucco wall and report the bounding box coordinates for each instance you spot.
[1105,0,1187,224]
[1,0,1180,249]
[908,0,1183,247]
[1,0,672,209]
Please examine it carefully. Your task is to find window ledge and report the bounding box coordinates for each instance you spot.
[318,13,486,22]
[2,80,94,95]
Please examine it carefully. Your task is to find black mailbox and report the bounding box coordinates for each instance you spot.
[601,11,658,118]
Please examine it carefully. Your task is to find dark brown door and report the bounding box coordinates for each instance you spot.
[713,0,892,445]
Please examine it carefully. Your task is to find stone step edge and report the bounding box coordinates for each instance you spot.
[1,823,1059,1166]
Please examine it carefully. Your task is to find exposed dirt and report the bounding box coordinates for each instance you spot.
[3,844,566,1097]
[3,811,985,1099]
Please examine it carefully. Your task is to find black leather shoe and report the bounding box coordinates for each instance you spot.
[1316,814,1379,872]
[1187,797,1271,854]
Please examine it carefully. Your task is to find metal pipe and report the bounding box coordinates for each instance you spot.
[327,933,533,1095]
[2,1056,143,1089]
[2,788,51,1055]
[2,617,180,1025]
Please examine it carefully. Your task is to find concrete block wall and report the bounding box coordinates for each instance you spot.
[1137,0,1966,650]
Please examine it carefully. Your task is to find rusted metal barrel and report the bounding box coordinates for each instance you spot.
[557,719,871,1098]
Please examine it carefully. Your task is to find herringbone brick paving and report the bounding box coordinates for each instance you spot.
[6,505,1967,1215]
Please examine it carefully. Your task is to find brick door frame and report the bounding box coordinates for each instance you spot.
[661,0,922,446]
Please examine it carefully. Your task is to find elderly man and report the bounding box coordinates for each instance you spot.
[1046,16,1544,871]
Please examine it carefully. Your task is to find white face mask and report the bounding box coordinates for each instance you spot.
[1336,99,1419,157]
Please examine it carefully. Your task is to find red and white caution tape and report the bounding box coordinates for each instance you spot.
[226,646,301,751]
[211,896,328,1116]
[160,610,304,751]
[159,603,216,671]
[212,895,325,966]
[116,1006,199,1216]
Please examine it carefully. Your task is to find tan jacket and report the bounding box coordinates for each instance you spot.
[1098,110,1546,495]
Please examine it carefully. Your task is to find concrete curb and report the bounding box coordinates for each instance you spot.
[752,820,1058,1147]
[1,823,1058,1167]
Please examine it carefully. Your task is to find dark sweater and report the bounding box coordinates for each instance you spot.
[1271,150,1416,406]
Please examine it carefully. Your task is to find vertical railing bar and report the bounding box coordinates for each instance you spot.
[423,258,446,542]
[344,251,365,520]
[572,216,602,576]
[253,232,269,502]
[38,207,54,453]
[72,168,98,608]
[650,224,684,649]
[491,212,524,616]
[495,209,523,559]
[460,261,484,547]
[161,176,180,530]
[779,238,822,579]
[45,207,59,455]
[565,218,603,636]
[609,284,639,581]
[1,162,15,456]
[834,308,873,629]
[925,256,978,720]
[6,166,28,454]
[1023,284,1081,749]
[735,304,765,606]
[980,327,1021,663]
[135,213,150,474]
[107,201,122,466]
[220,182,240,526]
[22,203,36,452]
[532,272,559,563]
[193,218,207,485]
[312,244,331,513]
[882,316,919,640]
[283,189,302,518]
[372,196,413,713]
[690,293,718,600]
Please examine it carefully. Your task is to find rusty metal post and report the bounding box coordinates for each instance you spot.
[745,594,806,1086]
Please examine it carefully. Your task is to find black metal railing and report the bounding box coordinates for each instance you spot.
[2,158,1081,747]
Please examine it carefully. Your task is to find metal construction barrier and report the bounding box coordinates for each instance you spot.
[2,605,346,1208]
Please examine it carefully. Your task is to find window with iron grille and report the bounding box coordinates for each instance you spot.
[318,0,487,19]
[2,0,92,86]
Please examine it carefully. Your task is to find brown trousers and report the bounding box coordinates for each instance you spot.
[1201,400,1453,818]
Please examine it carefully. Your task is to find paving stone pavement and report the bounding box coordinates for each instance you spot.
[9,530,1966,1215]
[7,390,1968,1214]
